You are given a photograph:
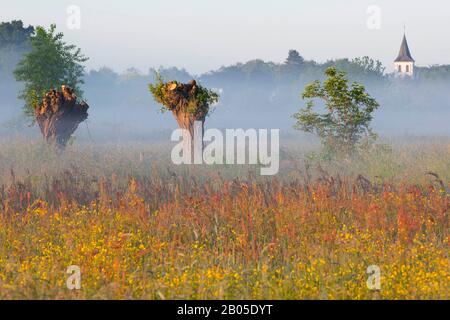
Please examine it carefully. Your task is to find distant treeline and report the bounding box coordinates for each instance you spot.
[1,20,450,135]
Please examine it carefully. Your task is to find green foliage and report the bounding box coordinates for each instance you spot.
[352,56,385,76]
[0,20,34,79]
[294,67,380,157]
[325,56,385,84]
[14,24,88,116]
[148,73,169,113]
[416,65,450,81]
[285,50,304,67]
[0,20,34,49]
[149,67,193,83]
[149,73,219,117]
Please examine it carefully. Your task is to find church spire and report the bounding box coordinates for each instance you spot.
[395,33,415,63]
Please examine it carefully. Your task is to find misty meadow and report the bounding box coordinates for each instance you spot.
[0,5,448,302]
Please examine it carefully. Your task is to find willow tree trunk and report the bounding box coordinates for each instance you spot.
[173,109,205,143]
[35,86,89,149]
[172,108,205,162]
[157,80,207,159]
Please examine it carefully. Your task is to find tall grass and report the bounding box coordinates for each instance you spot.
[0,137,448,299]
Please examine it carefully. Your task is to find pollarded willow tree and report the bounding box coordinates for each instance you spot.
[34,86,89,147]
[149,74,219,149]
[14,24,89,149]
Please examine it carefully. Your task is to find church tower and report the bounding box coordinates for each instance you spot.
[394,32,415,78]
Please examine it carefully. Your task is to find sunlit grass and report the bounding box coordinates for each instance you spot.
[0,138,448,299]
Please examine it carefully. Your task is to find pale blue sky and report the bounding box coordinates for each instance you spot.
[1,0,448,74]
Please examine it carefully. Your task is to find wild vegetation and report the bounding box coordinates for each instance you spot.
[13,24,87,115]
[0,19,448,301]
[149,75,219,149]
[0,139,448,299]
[11,24,89,148]
[2,21,450,136]
[294,67,380,158]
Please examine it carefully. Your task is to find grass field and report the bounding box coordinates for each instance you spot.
[0,137,448,299]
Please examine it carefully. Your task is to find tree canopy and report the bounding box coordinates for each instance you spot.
[294,67,380,156]
[0,20,34,50]
[285,50,305,66]
[0,20,34,76]
[14,24,88,115]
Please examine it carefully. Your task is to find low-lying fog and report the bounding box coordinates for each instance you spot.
[2,56,450,142]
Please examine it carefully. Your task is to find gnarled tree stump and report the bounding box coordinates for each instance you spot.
[150,77,219,160]
[165,80,206,140]
[35,85,89,148]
